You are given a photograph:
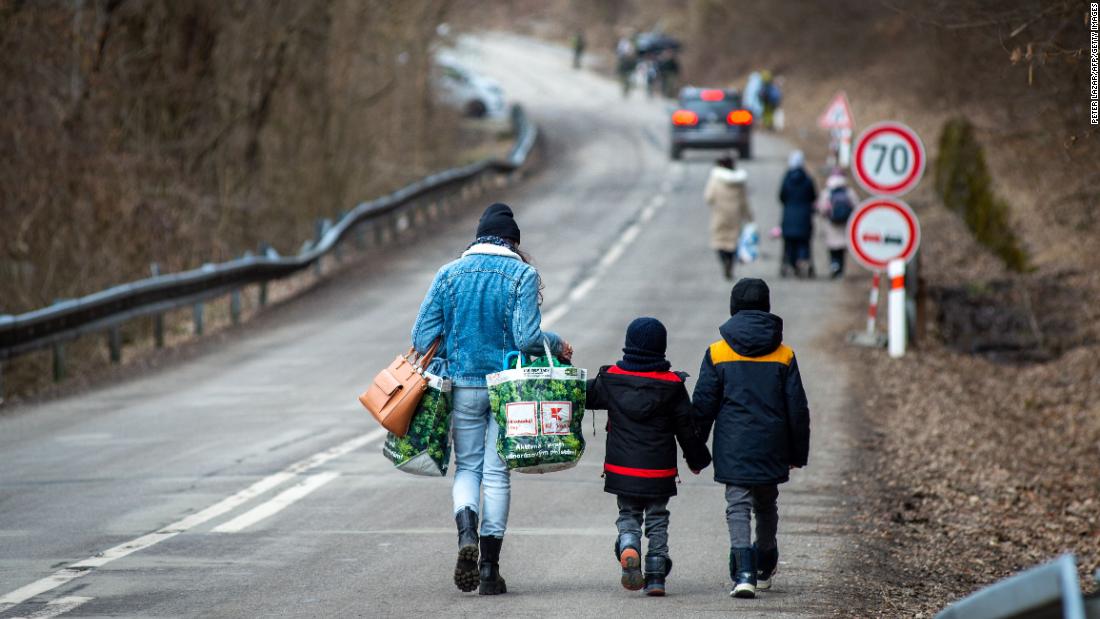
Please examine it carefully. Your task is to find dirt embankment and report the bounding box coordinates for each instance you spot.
[475,1,1099,615]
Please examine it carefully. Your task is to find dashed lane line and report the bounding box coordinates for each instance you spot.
[10,596,93,619]
[542,184,673,330]
[213,472,341,533]
[0,429,386,614]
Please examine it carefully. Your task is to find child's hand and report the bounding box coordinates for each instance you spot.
[558,340,574,363]
[789,464,802,470]
[691,469,701,475]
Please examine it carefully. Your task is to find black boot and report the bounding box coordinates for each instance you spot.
[615,533,643,591]
[754,543,779,591]
[729,547,757,598]
[643,555,672,597]
[453,508,479,592]
[717,251,734,281]
[478,536,507,595]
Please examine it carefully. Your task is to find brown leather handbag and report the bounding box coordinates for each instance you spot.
[359,339,441,437]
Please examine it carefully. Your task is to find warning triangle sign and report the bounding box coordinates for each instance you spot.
[818,92,853,129]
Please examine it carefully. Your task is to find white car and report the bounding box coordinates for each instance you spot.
[434,55,506,118]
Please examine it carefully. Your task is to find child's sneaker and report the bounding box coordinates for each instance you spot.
[643,555,672,596]
[755,543,779,590]
[615,533,644,591]
[729,547,757,598]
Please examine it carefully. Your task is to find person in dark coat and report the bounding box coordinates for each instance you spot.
[586,317,712,597]
[778,151,818,278]
[691,278,811,599]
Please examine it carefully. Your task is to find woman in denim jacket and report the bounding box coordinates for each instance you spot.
[412,203,572,595]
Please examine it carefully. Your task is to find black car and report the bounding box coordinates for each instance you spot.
[669,87,753,160]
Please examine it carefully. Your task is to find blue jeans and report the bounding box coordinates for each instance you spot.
[451,387,510,537]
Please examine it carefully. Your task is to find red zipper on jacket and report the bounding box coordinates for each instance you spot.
[604,463,678,478]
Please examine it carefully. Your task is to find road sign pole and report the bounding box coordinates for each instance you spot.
[867,272,880,335]
[888,259,906,358]
[839,129,852,168]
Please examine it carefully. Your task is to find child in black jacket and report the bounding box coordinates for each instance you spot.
[692,278,811,599]
[586,317,712,596]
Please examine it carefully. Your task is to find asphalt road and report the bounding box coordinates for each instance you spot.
[0,35,856,618]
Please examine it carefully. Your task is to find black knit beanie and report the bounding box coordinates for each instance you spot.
[730,278,771,315]
[475,203,521,244]
[618,317,671,372]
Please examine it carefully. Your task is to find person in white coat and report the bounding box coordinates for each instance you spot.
[704,155,752,280]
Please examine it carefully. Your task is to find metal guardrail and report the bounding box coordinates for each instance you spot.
[936,554,1100,619]
[0,104,537,394]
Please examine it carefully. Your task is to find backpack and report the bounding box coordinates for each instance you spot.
[828,187,854,224]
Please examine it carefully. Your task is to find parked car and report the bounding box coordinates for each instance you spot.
[434,55,506,118]
[669,87,753,160]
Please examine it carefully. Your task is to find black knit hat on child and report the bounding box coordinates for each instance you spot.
[730,278,771,315]
[618,317,672,372]
[475,202,521,244]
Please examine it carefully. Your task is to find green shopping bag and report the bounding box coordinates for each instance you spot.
[487,341,587,474]
[381,371,452,476]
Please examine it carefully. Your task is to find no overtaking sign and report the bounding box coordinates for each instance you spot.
[847,197,921,272]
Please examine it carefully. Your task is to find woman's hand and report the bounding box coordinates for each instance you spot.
[557,340,574,364]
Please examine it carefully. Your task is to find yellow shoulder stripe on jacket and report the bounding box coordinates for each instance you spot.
[709,340,794,366]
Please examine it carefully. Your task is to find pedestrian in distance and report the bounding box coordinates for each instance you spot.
[412,202,574,596]
[585,317,712,597]
[703,153,753,281]
[691,278,811,599]
[572,30,586,69]
[616,35,636,98]
[778,150,818,278]
[816,169,857,279]
[761,71,782,130]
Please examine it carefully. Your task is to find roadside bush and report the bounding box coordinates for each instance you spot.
[934,118,1029,272]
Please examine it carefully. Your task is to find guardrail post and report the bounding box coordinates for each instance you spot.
[313,219,327,276]
[230,290,242,326]
[53,343,66,382]
[334,212,346,261]
[354,221,366,250]
[193,303,204,336]
[394,211,407,238]
[150,263,165,348]
[108,327,121,363]
[257,244,271,307]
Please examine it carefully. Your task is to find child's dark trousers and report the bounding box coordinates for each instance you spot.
[725,483,779,550]
[616,495,670,558]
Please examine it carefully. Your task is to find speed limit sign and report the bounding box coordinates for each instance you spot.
[853,121,925,196]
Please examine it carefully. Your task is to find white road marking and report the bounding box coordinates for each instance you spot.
[11,595,93,619]
[213,472,340,533]
[313,527,615,536]
[543,192,670,330]
[0,429,385,613]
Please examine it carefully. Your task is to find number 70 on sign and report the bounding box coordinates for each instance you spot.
[853,121,926,197]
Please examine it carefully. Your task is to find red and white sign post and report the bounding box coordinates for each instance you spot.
[847,196,922,348]
[887,259,907,358]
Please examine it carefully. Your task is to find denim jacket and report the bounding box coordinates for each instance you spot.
[412,243,562,387]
